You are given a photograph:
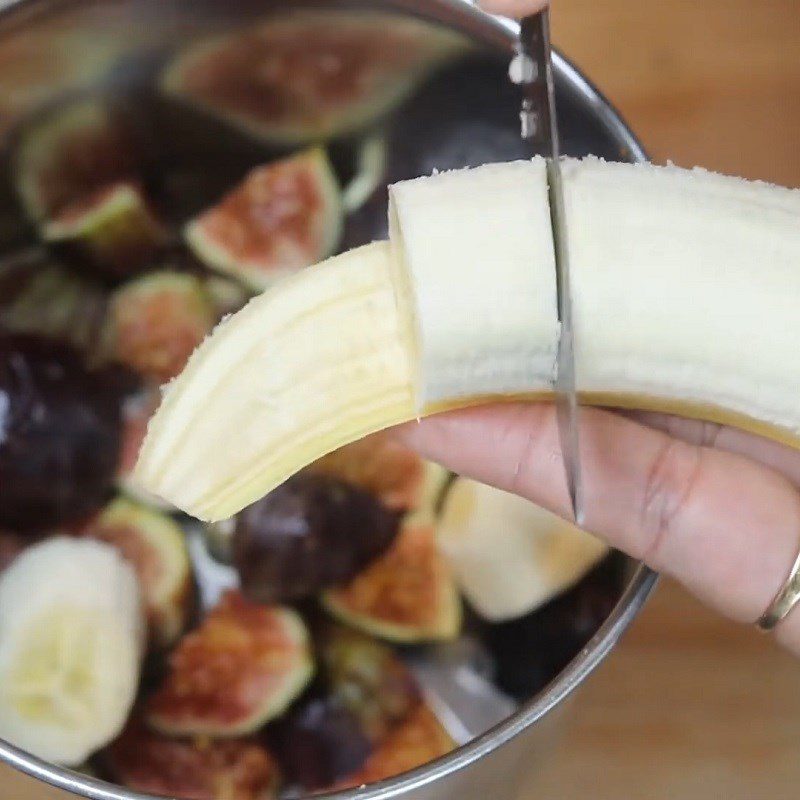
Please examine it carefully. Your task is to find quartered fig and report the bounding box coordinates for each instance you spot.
[271,697,372,791]
[0,334,122,532]
[320,625,419,743]
[232,473,401,605]
[306,432,425,514]
[104,270,214,383]
[42,182,167,280]
[185,148,343,290]
[160,10,467,146]
[322,520,462,644]
[0,258,106,353]
[104,717,280,800]
[146,590,313,737]
[81,496,192,648]
[335,703,454,790]
[13,98,140,223]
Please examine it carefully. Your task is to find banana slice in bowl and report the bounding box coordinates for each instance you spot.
[0,537,145,766]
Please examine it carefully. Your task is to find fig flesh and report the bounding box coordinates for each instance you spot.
[323,520,462,644]
[104,717,279,800]
[185,148,343,290]
[0,334,122,532]
[104,270,214,383]
[160,10,466,146]
[81,496,192,648]
[146,590,313,737]
[232,473,401,605]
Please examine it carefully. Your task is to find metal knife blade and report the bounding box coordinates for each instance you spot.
[517,10,584,526]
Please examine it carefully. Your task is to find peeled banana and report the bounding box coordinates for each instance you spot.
[133,157,800,522]
[0,537,144,766]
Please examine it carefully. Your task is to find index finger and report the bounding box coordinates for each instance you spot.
[391,404,800,654]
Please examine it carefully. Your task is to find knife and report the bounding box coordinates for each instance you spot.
[516,10,584,526]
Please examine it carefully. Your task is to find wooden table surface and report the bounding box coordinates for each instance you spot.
[3,1,799,798]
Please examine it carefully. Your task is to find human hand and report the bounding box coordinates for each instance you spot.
[479,0,549,18]
[391,405,800,656]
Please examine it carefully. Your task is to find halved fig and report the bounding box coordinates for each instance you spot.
[146,590,313,736]
[42,182,167,280]
[160,10,466,146]
[104,717,280,800]
[103,270,214,383]
[81,496,192,648]
[321,624,419,743]
[232,473,401,605]
[335,703,454,790]
[185,148,343,290]
[0,334,123,532]
[13,98,140,223]
[322,520,461,643]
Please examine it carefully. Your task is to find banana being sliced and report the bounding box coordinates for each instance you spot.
[0,537,145,766]
[133,158,800,522]
[437,478,608,622]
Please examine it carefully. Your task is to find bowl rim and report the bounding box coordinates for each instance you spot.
[0,1,655,798]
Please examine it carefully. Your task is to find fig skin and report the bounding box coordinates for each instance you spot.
[232,473,401,605]
[270,697,372,791]
[0,334,123,532]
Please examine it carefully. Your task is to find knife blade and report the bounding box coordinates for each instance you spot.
[516,10,584,526]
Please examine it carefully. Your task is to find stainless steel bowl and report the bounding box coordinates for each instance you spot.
[0,1,656,798]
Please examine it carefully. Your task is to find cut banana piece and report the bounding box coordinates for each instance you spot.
[134,157,800,522]
[438,478,608,622]
[0,537,145,766]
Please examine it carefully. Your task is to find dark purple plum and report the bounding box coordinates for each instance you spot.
[232,473,401,604]
[0,334,123,531]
